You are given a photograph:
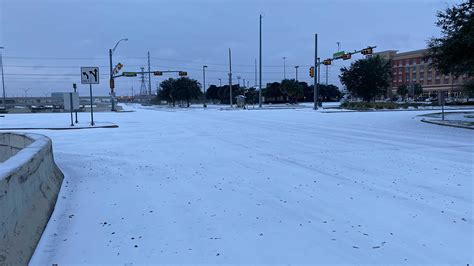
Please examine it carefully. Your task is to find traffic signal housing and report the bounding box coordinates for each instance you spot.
[322,59,332,66]
[309,67,315,78]
[342,53,352,60]
[179,71,188,77]
[154,71,163,76]
[361,47,373,55]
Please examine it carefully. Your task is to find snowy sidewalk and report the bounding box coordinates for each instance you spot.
[23,106,473,264]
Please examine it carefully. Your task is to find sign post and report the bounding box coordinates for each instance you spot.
[69,93,74,126]
[73,83,78,123]
[81,67,99,126]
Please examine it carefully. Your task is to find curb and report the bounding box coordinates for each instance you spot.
[0,124,118,131]
[420,119,474,130]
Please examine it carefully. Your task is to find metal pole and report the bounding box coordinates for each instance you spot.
[148,51,152,99]
[89,84,95,126]
[229,48,233,107]
[259,14,262,107]
[69,93,74,126]
[0,47,6,110]
[109,48,115,111]
[325,65,328,85]
[219,78,222,87]
[203,65,207,107]
[317,57,321,107]
[254,58,257,87]
[314,34,318,110]
[283,57,286,79]
[295,66,299,81]
[73,83,78,123]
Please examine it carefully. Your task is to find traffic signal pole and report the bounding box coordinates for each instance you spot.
[259,14,263,108]
[109,49,115,111]
[314,34,318,110]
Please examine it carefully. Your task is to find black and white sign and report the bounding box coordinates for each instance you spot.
[81,67,100,84]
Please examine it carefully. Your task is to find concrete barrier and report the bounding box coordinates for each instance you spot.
[0,132,64,265]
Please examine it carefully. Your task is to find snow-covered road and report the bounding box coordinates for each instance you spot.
[7,105,471,264]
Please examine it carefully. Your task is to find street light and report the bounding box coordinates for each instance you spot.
[109,38,128,111]
[203,65,208,108]
[295,65,299,81]
[218,78,222,87]
[0,46,5,110]
[283,57,287,79]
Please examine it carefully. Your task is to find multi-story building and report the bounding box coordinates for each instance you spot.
[374,49,470,98]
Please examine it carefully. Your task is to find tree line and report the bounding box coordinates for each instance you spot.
[155,77,343,106]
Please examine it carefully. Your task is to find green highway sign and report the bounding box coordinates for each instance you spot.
[333,51,345,59]
[123,72,137,77]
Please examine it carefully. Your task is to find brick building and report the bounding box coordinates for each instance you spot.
[374,49,470,98]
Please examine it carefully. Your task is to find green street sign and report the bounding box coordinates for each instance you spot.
[333,51,345,59]
[123,72,137,77]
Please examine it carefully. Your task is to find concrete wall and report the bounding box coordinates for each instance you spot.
[0,132,64,265]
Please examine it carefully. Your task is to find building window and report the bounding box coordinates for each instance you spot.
[402,59,406,65]
[427,72,432,79]
[435,79,441,84]
[427,80,432,85]
[412,73,417,81]
[416,57,421,64]
[409,59,413,65]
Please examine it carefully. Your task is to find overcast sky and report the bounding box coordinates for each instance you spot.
[0,0,459,97]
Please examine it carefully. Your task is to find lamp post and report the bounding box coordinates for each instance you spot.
[109,38,128,111]
[295,65,299,81]
[203,65,208,107]
[218,78,222,87]
[0,46,5,110]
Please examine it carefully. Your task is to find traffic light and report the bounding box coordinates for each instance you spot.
[179,71,187,77]
[309,67,315,78]
[154,71,163,76]
[113,63,124,74]
[361,47,373,55]
[123,72,137,77]
[110,78,115,89]
[342,53,352,60]
[322,59,332,66]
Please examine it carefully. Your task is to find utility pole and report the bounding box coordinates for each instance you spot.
[139,67,147,95]
[237,76,241,87]
[259,14,263,108]
[254,58,257,87]
[229,48,233,107]
[203,65,208,107]
[295,66,299,81]
[283,57,286,79]
[314,34,318,110]
[219,78,222,87]
[325,65,328,85]
[147,51,152,99]
[243,78,246,88]
[0,46,5,110]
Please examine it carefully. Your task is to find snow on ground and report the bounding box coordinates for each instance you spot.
[3,104,471,264]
